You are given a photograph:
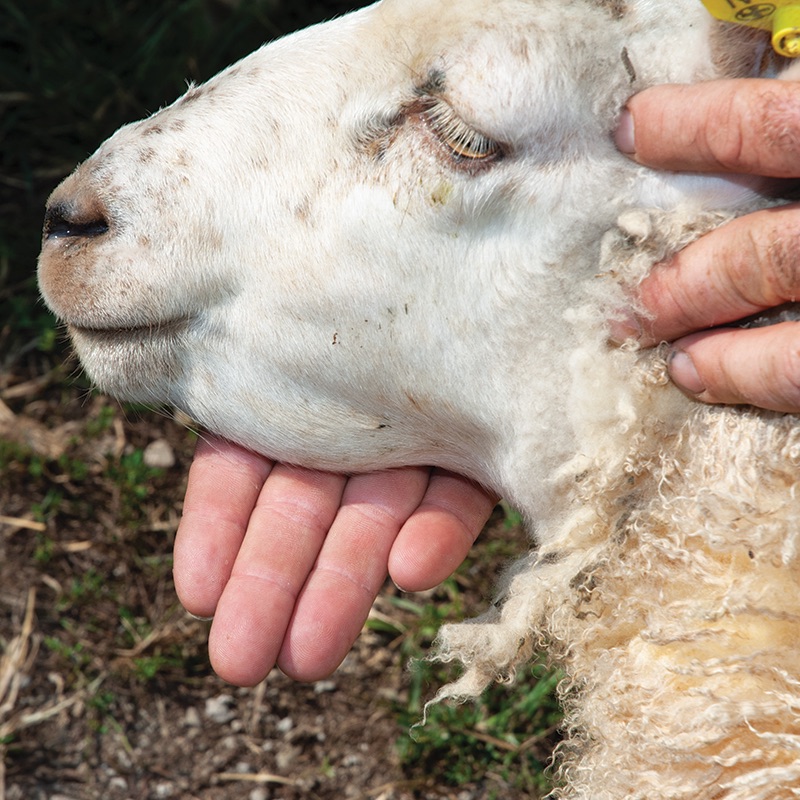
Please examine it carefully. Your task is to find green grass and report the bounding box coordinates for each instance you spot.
[399,665,561,795]
[7,400,562,792]
[43,633,92,670]
[372,530,563,797]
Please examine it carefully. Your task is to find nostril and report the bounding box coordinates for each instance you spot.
[44,203,109,241]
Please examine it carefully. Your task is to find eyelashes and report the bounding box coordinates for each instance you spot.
[419,99,502,163]
[356,95,505,169]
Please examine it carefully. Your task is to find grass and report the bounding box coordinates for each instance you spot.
[400,666,561,795]
[365,512,562,797]
[374,528,563,797]
[2,397,563,795]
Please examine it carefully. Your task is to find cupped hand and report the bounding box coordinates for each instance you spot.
[173,435,496,686]
[614,79,800,412]
[174,78,800,687]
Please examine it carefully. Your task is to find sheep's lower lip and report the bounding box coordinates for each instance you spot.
[68,319,188,343]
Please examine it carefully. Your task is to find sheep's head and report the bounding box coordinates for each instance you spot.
[38,0,771,523]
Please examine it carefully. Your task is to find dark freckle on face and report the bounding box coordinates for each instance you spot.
[512,37,530,62]
[143,124,164,136]
[138,146,156,163]
[294,197,313,222]
[180,86,204,105]
[597,0,628,19]
[174,150,191,168]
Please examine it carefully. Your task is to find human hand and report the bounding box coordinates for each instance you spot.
[614,79,800,412]
[173,435,496,686]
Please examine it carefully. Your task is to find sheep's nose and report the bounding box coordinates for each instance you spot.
[43,202,109,241]
[42,166,111,243]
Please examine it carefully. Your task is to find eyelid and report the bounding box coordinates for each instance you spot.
[419,98,502,162]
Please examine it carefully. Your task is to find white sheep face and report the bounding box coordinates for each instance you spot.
[38,0,765,522]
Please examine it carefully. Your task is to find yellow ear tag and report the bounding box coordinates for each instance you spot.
[700,0,800,56]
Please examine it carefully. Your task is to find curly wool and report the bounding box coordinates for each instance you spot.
[432,213,800,799]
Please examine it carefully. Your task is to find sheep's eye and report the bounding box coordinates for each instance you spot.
[422,100,501,161]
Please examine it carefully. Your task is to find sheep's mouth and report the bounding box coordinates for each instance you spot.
[68,318,189,345]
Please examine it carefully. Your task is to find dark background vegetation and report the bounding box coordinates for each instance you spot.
[2,0,374,359]
[0,2,561,798]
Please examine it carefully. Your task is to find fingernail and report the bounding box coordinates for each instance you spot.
[607,309,642,344]
[615,108,636,155]
[668,349,705,395]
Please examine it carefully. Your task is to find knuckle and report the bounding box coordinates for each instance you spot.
[709,87,757,170]
[758,93,800,160]
[763,212,800,304]
[740,85,800,174]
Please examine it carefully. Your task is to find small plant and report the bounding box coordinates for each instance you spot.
[0,440,47,484]
[86,690,128,740]
[84,404,116,437]
[384,505,563,797]
[107,449,163,498]
[32,533,55,564]
[43,634,92,672]
[131,654,183,682]
[56,453,89,482]
[396,661,561,795]
[31,488,62,520]
[103,448,165,522]
[64,568,106,605]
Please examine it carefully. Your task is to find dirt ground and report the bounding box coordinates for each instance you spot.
[0,348,559,800]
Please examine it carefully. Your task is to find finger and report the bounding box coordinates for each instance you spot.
[624,204,800,346]
[277,467,431,681]
[208,465,346,686]
[173,435,273,618]
[388,470,497,593]
[668,322,800,412]
[616,80,800,177]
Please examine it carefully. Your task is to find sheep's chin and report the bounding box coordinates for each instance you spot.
[68,322,185,403]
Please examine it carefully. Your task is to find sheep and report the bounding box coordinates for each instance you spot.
[37,0,800,797]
